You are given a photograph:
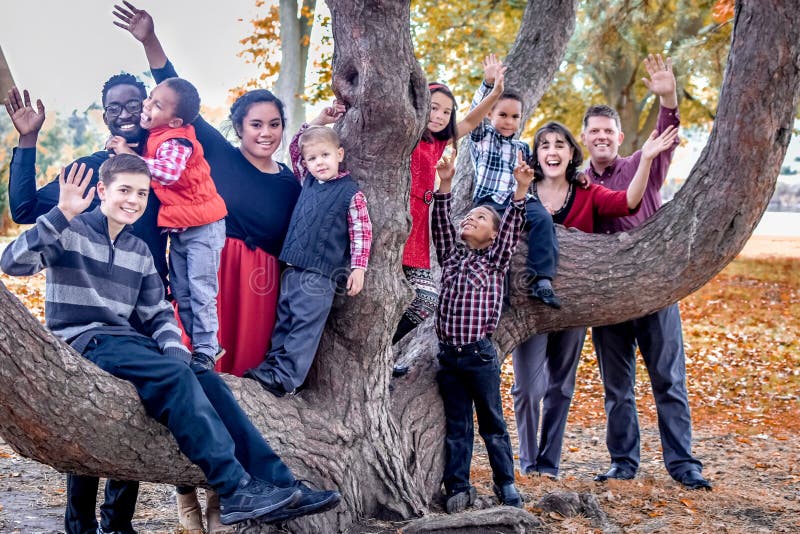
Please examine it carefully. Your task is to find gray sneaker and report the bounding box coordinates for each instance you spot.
[219,474,302,525]
[445,486,477,514]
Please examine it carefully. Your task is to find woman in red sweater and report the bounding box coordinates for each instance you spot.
[512,121,677,479]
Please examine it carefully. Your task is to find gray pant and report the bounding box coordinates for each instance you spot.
[592,303,702,479]
[169,219,226,358]
[511,327,586,476]
[264,267,336,391]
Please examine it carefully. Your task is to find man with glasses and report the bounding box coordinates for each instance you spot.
[4,74,167,533]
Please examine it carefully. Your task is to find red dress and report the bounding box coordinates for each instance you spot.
[402,138,448,269]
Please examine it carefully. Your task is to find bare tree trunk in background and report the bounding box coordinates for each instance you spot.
[0,1,798,532]
[274,0,316,153]
[0,44,16,235]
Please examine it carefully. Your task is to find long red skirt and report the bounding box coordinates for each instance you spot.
[215,237,281,376]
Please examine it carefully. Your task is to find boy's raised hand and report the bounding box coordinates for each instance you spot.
[347,268,365,296]
[4,87,46,145]
[311,100,346,126]
[113,1,155,43]
[513,150,534,199]
[483,54,504,86]
[57,163,95,221]
[641,125,679,161]
[436,151,456,183]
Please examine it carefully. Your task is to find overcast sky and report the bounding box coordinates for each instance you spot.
[1,0,267,114]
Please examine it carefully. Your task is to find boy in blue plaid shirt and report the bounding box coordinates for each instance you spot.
[469,54,562,308]
[432,150,533,513]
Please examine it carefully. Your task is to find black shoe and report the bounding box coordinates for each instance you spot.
[445,486,477,514]
[219,474,302,525]
[392,315,419,345]
[530,285,562,309]
[260,481,341,523]
[493,482,522,508]
[594,466,636,482]
[244,367,287,398]
[676,469,712,491]
[392,365,410,378]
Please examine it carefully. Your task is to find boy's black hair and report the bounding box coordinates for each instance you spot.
[582,104,622,130]
[101,73,147,106]
[99,153,152,185]
[469,205,501,232]
[422,82,458,150]
[497,89,524,107]
[530,121,584,185]
[229,89,287,133]
[162,77,201,124]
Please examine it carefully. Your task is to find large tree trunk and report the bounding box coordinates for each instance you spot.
[0,1,798,532]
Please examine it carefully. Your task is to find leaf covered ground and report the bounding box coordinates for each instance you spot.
[0,252,798,533]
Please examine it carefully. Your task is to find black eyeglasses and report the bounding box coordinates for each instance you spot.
[104,99,143,118]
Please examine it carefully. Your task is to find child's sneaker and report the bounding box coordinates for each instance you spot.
[445,486,477,514]
[529,279,562,309]
[218,474,301,525]
[493,482,522,508]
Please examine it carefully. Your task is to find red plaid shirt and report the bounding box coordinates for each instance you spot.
[290,124,371,270]
[144,138,193,186]
[433,192,525,345]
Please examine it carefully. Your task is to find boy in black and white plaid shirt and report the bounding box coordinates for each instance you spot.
[468,54,563,309]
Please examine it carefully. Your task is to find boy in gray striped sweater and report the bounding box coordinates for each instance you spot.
[0,154,340,526]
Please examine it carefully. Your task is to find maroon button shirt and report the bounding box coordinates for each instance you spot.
[587,105,680,233]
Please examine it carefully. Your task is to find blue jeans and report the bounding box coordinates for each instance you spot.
[82,334,295,495]
[593,304,702,479]
[475,195,558,281]
[436,338,515,494]
[65,475,138,534]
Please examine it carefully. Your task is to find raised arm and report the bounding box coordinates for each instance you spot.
[1,164,95,276]
[488,151,532,268]
[113,1,167,69]
[455,55,507,138]
[642,54,677,110]
[625,125,679,208]
[431,153,458,263]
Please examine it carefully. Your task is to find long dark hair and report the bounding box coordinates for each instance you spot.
[422,82,458,152]
[531,121,584,184]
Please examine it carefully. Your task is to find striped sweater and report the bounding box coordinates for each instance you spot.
[1,206,190,362]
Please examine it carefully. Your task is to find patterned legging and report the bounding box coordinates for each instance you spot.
[401,266,439,324]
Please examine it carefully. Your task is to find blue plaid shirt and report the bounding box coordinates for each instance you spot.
[469,81,532,205]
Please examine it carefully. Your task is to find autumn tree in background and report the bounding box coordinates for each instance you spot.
[238,0,331,142]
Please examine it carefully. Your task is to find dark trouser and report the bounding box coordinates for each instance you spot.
[82,334,295,496]
[65,475,138,534]
[592,304,702,479]
[475,196,558,281]
[260,267,336,392]
[436,338,515,494]
[511,327,586,476]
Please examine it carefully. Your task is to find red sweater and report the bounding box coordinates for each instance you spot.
[555,183,635,233]
[145,125,227,228]
[403,138,448,269]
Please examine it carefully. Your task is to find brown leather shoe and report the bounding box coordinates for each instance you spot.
[176,488,204,533]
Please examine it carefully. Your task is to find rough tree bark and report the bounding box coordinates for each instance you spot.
[0,1,798,532]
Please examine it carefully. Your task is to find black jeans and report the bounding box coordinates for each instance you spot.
[436,337,515,494]
[65,475,138,534]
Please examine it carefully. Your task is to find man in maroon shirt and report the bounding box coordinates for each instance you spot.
[584,54,711,490]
